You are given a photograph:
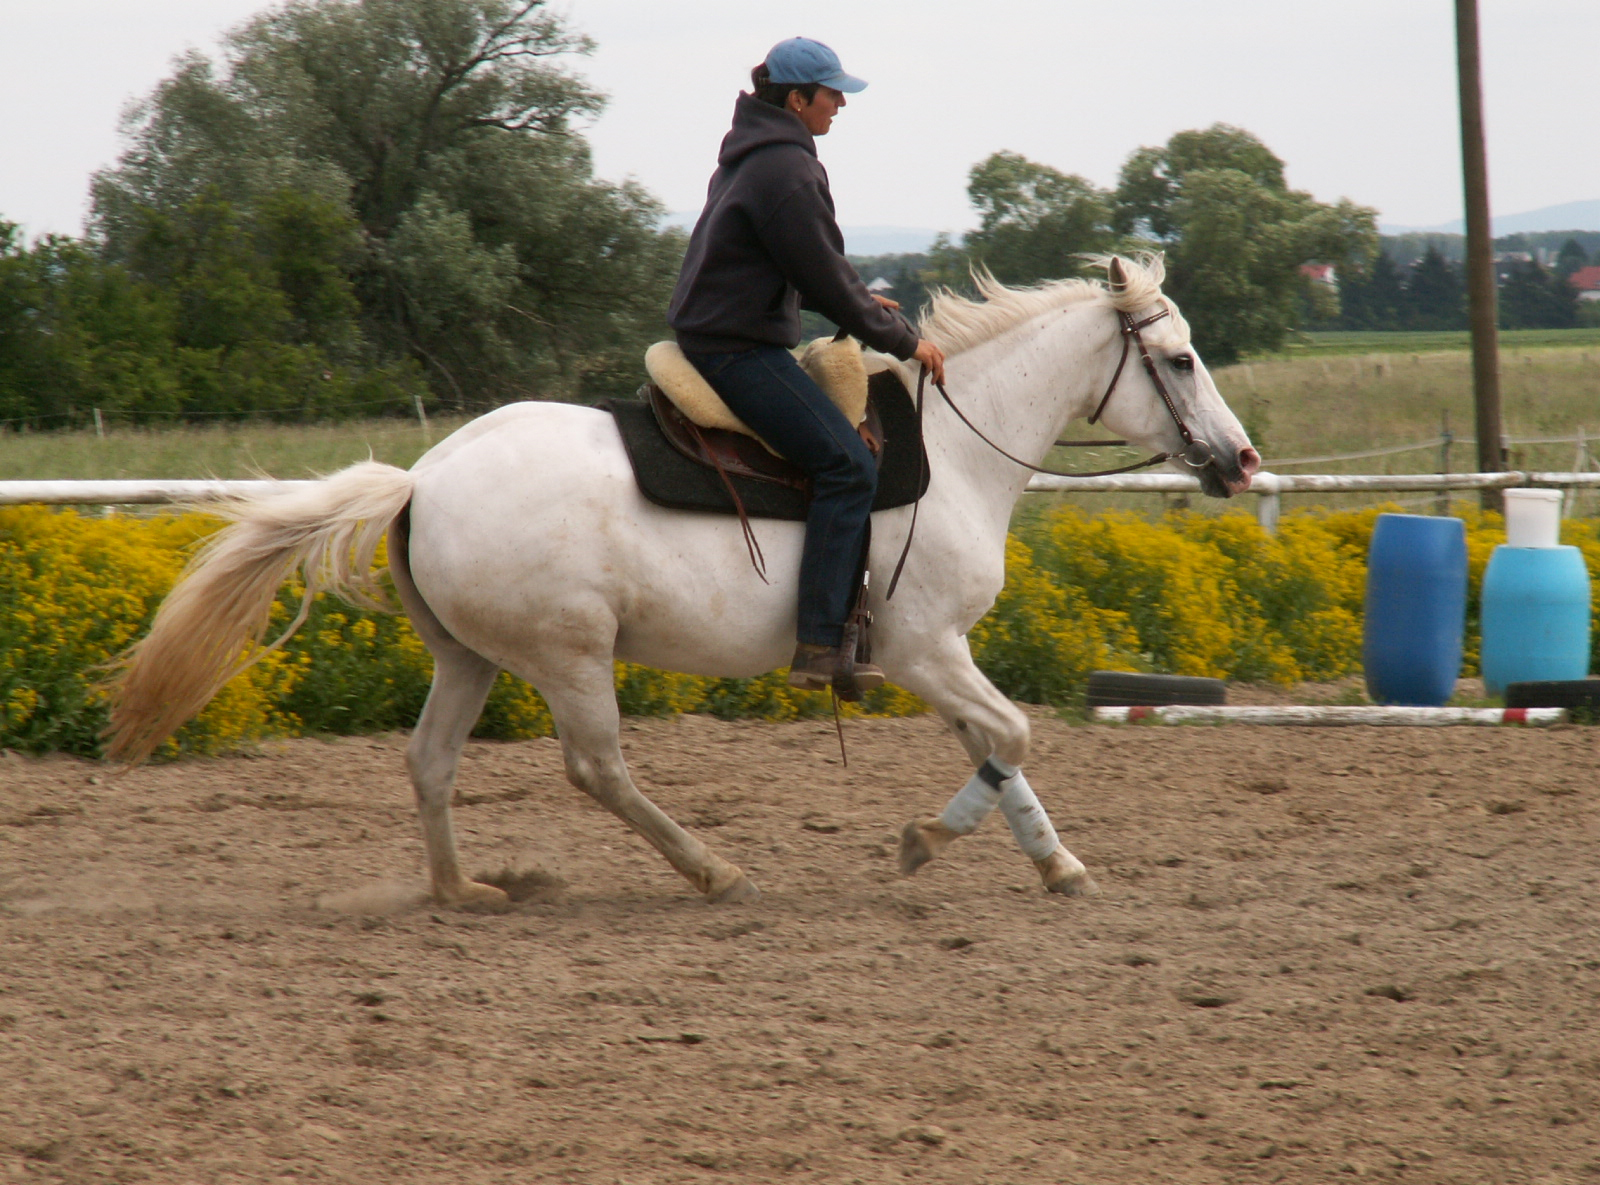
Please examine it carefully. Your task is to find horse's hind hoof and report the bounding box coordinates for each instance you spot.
[899,818,959,876]
[705,872,761,905]
[438,880,513,913]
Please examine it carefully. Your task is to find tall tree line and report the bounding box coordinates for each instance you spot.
[1336,245,1584,331]
[1,0,684,428]
[912,125,1378,365]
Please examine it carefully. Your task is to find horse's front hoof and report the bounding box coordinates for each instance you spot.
[1044,871,1101,898]
[899,817,959,876]
[437,880,513,913]
[1035,847,1101,897]
[705,872,761,905]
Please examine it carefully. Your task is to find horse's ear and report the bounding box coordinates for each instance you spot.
[1106,256,1128,294]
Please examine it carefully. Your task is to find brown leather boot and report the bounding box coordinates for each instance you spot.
[787,643,886,693]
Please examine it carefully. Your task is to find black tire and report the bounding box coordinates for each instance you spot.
[1086,670,1227,708]
[1504,679,1600,709]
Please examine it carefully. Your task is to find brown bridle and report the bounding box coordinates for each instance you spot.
[1088,307,1214,470]
[936,305,1214,481]
[885,306,1215,599]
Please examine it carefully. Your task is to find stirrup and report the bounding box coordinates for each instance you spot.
[787,644,883,694]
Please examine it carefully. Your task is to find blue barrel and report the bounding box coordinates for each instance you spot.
[1363,514,1467,706]
[1479,545,1591,696]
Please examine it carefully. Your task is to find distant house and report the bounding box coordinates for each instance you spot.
[865,277,894,294]
[1568,265,1600,302]
[1299,263,1337,288]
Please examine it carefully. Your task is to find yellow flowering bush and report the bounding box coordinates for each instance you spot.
[1014,506,1371,686]
[967,537,1141,702]
[0,505,298,755]
[2,502,1593,757]
[0,506,932,755]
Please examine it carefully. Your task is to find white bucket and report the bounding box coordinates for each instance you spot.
[1503,488,1563,548]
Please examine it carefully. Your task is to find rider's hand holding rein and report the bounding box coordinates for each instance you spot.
[914,339,946,386]
[871,293,945,385]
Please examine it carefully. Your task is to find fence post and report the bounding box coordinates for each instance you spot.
[93,408,104,440]
[1575,427,1590,516]
[1437,410,1453,515]
[413,393,431,445]
[1254,473,1281,534]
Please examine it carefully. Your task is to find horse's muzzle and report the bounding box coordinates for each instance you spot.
[1197,445,1260,499]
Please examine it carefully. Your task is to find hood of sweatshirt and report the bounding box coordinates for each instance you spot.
[716,92,817,168]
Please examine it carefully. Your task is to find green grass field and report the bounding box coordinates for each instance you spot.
[4,331,1597,521]
[1282,327,1600,356]
[0,416,468,482]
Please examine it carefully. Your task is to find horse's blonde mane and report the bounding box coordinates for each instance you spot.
[917,252,1189,355]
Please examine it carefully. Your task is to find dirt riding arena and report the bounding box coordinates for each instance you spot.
[4,701,1599,1184]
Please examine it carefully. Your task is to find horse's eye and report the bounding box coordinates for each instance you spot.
[1170,354,1194,372]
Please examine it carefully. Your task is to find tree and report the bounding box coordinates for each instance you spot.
[0,224,187,426]
[1555,237,1589,281]
[942,151,1116,288]
[1114,124,1287,239]
[0,194,422,428]
[1337,251,1405,329]
[1498,260,1578,329]
[1113,125,1377,363]
[1404,246,1466,330]
[92,0,682,406]
[846,252,933,315]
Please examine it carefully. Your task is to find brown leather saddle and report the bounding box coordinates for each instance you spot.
[642,383,884,495]
[604,369,927,524]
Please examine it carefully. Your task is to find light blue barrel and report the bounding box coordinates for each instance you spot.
[1363,514,1467,707]
[1479,545,1591,696]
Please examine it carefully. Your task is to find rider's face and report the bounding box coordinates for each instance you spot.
[789,86,845,136]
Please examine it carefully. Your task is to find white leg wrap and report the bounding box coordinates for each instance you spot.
[998,770,1065,862]
[937,758,1013,835]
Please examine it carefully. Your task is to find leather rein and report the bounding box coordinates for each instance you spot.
[885,306,1214,600]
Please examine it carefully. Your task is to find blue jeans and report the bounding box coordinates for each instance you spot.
[683,345,877,647]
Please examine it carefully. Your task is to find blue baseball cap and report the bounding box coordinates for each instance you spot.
[764,37,867,93]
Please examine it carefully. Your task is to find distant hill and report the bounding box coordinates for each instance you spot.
[663,213,951,256]
[1383,199,1600,236]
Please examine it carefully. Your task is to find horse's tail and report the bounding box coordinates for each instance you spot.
[103,460,416,764]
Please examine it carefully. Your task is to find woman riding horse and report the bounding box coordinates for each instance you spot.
[668,36,947,695]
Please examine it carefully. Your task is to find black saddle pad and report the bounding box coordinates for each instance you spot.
[605,369,930,522]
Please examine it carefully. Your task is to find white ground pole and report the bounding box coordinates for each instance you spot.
[1094,705,1568,726]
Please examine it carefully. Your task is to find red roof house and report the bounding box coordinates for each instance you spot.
[1568,265,1600,299]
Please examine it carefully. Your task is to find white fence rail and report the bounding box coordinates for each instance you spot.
[1025,470,1600,532]
[4,472,1600,533]
[0,479,316,506]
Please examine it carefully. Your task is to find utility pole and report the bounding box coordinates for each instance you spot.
[1455,0,1503,507]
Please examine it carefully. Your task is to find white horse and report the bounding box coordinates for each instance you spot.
[106,254,1258,908]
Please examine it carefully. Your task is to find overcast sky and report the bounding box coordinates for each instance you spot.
[2,0,1594,242]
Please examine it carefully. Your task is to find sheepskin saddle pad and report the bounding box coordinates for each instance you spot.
[644,336,870,443]
[606,366,930,523]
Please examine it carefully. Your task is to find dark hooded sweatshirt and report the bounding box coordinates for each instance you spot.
[668,93,920,360]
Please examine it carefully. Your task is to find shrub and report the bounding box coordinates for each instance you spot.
[0,505,298,755]
[1,502,1591,757]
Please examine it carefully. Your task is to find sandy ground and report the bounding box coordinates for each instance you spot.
[3,701,1599,1185]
